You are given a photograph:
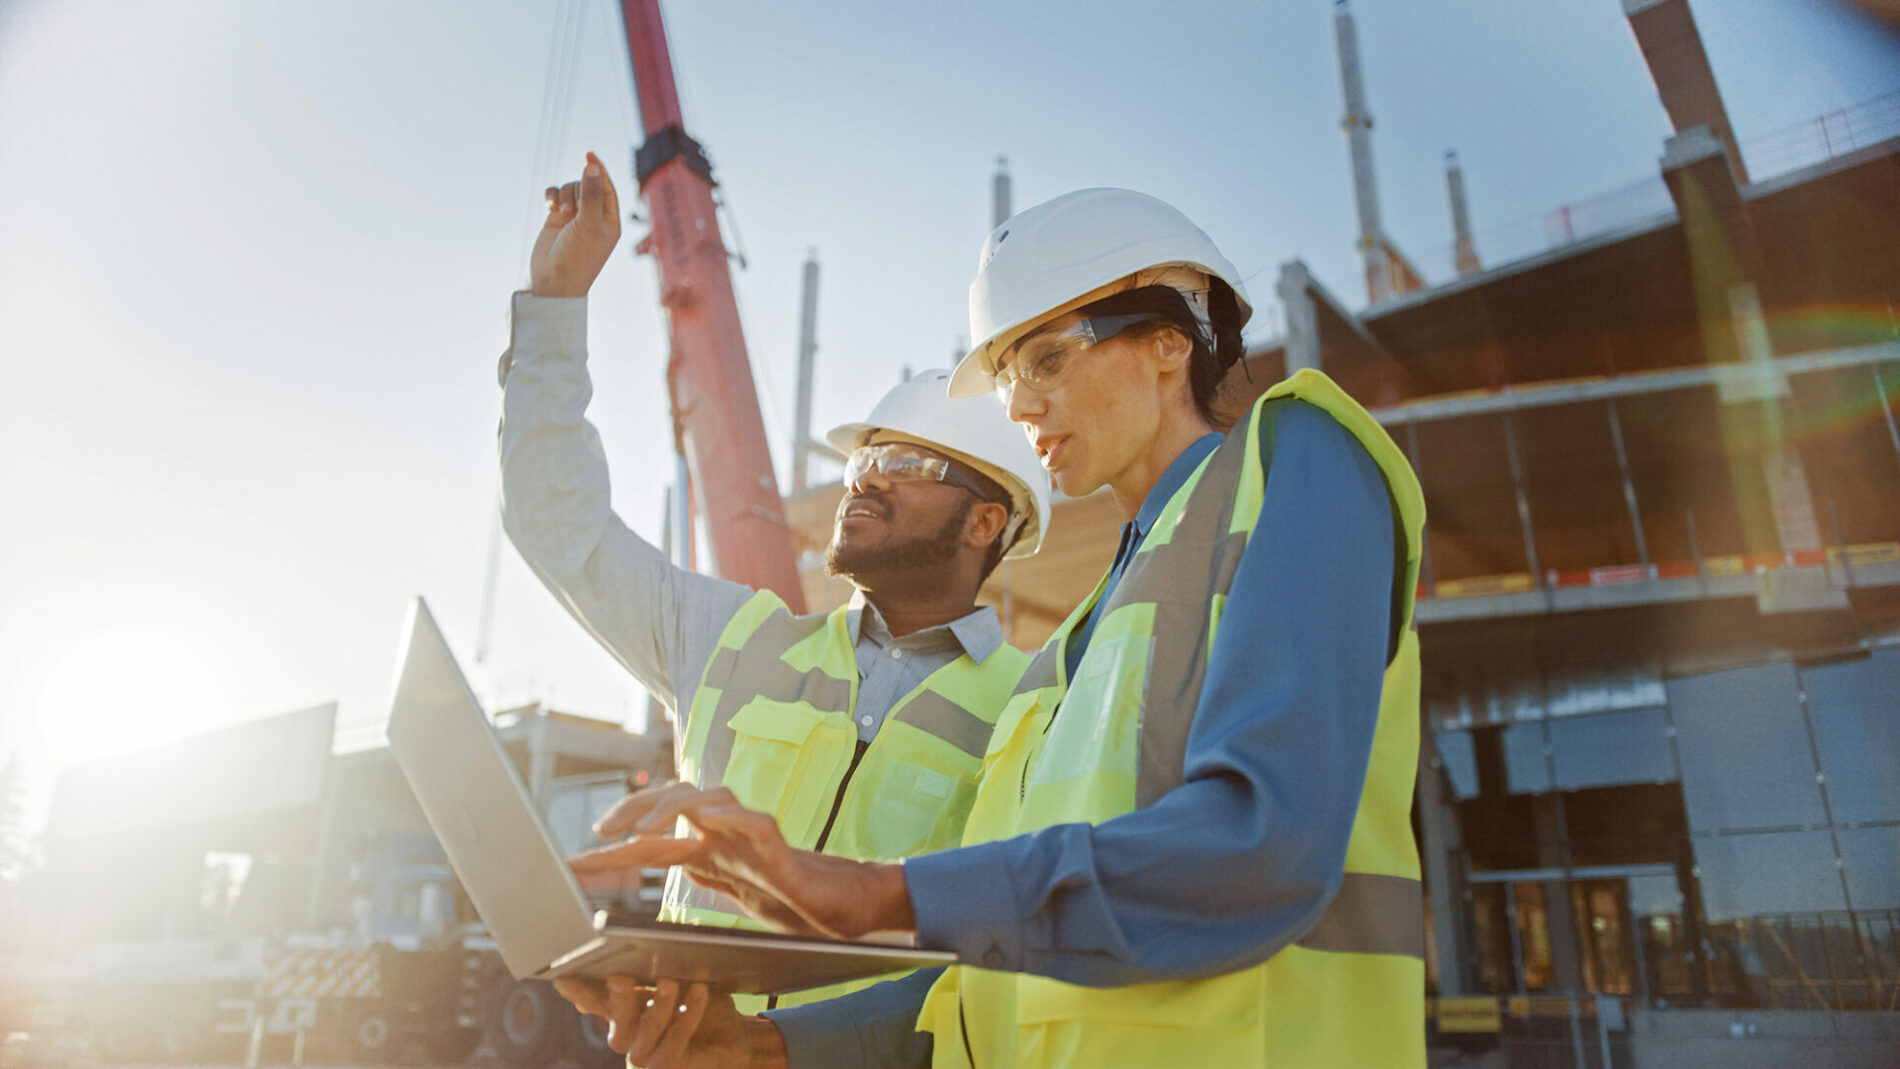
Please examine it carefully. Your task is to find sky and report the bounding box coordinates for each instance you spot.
[2,0,1896,815]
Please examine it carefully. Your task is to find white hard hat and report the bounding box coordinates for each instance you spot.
[949,187,1253,398]
[826,370,1052,559]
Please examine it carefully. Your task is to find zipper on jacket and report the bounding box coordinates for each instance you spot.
[812,738,871,853]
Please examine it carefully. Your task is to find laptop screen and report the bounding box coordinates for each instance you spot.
[385,599,602,978]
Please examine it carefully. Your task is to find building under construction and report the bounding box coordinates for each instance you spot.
[10,0,1891,1064]
[789,3,1900,1064]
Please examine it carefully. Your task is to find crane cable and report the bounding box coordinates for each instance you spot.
[477,0,592,666]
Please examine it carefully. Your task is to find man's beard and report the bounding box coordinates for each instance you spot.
[824,498,971,582]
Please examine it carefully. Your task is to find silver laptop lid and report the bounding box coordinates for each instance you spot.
[385,598,600,979]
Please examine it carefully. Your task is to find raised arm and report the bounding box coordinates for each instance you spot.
[574,405,1396,986]
[498,153,751,707]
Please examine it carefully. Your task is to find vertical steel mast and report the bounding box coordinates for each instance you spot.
[616,0,805,610]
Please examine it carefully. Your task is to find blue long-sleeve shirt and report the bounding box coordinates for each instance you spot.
[769,400,1398,1067]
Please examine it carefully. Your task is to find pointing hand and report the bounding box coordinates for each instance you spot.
[530,151,621,298]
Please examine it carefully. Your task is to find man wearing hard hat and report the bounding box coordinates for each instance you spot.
[567,184,1423,1069]
[497,155,1049,1016]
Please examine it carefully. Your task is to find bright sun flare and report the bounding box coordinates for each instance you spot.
[36,630,233,765]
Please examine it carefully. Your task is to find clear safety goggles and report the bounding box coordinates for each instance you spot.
[992,312,1164,394]
[843,443,996,500]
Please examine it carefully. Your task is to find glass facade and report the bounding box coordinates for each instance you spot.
[1667,662,1828,832]
[1433,645,1900,1010]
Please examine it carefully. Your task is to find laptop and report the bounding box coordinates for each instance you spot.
[384,598,956,993]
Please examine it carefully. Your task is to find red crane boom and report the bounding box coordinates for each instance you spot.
[616,0,806,611]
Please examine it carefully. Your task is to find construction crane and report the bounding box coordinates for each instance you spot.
[1333,0,1425,304]
[614,0,806,611]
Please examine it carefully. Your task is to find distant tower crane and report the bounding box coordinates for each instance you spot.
[1332,0,1425,304]
[1445,150,1482,277]
[790,250,822,494]
[992,156,1013,229]
[614,0,805,610]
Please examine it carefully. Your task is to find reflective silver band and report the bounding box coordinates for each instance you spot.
[1296,872,1426,960]
[894,689,993,760]
[695,610,843,787]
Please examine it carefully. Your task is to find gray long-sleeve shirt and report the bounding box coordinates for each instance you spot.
[495,292,1007,746]
[768,400,1399,1068]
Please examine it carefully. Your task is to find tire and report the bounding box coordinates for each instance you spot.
[345,1002,399,1063]
[564,1006,623,1069]
[486,979,565,1067]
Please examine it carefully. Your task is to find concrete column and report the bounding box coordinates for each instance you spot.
[1276,260,1322,374]
[1733,286,1849,611]
[1445,150,1481,277]
[991,156,1012,229]
[1661,127,1845,611]
[1417,734,1470,996]
[790,253,820,493]
[1333,1,1392,303]
[1533,799,1586,993]
[1624,0,1748,184]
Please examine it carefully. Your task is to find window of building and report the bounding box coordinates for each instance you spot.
[1432,730,1480,800]
[1549,709,1675,791]
[1667,662,1828,832]
[1693,830,1846,920]
[1803,647,1900,826]
[1837,825,1900,912]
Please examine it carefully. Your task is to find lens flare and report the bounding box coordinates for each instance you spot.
[36,630,233,765]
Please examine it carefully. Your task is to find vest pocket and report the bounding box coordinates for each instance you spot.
[853,721,983,859]
[721,699,853,844]
[1012,969,1263,1032]
[1011,971,1266,1067]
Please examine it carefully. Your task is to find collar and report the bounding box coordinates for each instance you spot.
[846,594,1006,664]
[1130,432,1224,541]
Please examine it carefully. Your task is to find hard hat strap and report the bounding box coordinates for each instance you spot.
[1136,265,1215,347]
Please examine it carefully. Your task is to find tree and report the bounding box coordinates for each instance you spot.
[0,750,37,950]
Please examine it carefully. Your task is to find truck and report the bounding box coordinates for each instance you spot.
[6,700,669,1066]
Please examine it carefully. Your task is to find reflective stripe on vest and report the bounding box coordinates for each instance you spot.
[920,369,1427,1069]
[663,590,1029,1010]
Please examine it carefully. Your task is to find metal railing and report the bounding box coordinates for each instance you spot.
[1430,994,1627,1069]
[1743,90,1900,182]
[1704,910,1900,1013]
[1408,91,1900,295]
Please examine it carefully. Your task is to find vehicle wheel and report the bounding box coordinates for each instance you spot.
[564,1006,623,1069]
[423,1024,484,1064]
[346,1002,399,1063]
[486,979,564,1066]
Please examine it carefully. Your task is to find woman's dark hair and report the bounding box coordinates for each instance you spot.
[1076,276,1248,425]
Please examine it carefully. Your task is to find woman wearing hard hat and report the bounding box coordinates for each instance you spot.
[574,189,1427,1069]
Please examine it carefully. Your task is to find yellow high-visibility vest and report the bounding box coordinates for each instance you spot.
[918,369,1427,1068]
[666,592,1029,1009]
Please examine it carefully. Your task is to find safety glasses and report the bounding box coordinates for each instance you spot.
[843,443,995,500]
[992,312,1165,394]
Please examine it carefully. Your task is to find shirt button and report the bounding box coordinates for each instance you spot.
[888,647,904,660]
[860,715,873,727]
